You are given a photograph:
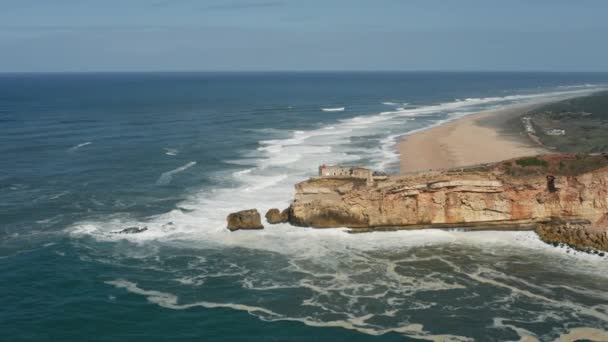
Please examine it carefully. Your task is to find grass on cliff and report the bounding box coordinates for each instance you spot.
[501,154,608,176]
[515,157,549,167]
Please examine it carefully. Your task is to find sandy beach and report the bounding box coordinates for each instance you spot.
[399,102,547,173]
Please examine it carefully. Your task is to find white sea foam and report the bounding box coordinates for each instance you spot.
[48,191,69,200]
[492,318,540,342]
[69,141,92,151]
[106,278,473,340]
[156,161,197,186]
[105,244,608,339]
[69,85,608,249]
[164,148,179,156]
[557,83,598,89]
[556,327,608,342]
[69,86,608,338]
[321,107,345,112]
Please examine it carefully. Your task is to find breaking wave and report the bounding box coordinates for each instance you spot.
[102,240,608,340]
[321,107,345,112]
[164,148,179,156]
[68,85,608,339]
[69,85,607,244]
[68,141,92,151]
[156,161,197,186]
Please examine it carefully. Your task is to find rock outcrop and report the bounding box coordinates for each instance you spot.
[536,219,608,252]
[287,154,608,250]
[114,226,148,234]
[265,208,289,224]
[227,209,264,231]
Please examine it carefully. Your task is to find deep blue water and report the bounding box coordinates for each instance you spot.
[2,72,608,341]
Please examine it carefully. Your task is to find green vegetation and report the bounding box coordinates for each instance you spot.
[522,91,608,153]
[502,154,608,177]
[557,154,608,175]
[515,157,549,167]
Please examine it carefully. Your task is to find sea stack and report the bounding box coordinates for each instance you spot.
[227,209,264,231]
[265,208,289,224]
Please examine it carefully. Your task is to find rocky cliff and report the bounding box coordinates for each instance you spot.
[287,154,608,250]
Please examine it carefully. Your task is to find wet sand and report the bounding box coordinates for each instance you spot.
[399,102,547,173]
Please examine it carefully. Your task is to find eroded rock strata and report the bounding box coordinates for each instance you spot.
[288,154,608,250]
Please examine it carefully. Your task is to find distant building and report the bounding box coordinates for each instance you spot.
[351,167,372,178]
[521,117,536,134]
[318,165,387,184]
[545,129,566,136]
[319,165,372,178]
[318,165,357,177]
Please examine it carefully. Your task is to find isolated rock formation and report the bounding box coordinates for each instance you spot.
[227,209,264,231]
[114,226,148,234]
[265,208,289,224]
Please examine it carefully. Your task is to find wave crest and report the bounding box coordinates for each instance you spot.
[321,107,345,112]
[156,161,197,186]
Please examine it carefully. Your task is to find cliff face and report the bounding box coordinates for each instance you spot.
[289,155,608,234]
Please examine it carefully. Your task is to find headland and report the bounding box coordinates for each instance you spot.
[226,92,608,253]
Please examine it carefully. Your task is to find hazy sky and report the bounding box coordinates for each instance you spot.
[1,0,607,72]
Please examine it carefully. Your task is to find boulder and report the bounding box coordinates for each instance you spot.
[227,209,264,231]
[265,208,289,224]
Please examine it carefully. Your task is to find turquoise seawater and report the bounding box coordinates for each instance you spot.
[2,72,608,341]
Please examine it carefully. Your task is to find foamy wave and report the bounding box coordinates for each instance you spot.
[164,148,179,156]
[67,83,608,340]
[106,279,473,340]
[156,161,197,186]
[69,141,92,151]
[106,279,280,317]
[103,239,608,339]
[556,327,608,342]
[321,107,345,112]
[68,85,608,245]
[557,83,598,89]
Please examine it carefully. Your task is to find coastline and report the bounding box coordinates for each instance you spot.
[398,102,547,174]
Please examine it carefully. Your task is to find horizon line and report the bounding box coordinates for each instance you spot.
[2,69,608,75]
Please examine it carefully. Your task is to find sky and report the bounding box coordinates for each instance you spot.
[1,0,607,72]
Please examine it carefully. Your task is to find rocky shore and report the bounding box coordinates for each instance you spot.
[536,219,608,254]
[227,154,608,252]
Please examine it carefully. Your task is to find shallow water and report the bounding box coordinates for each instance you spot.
[2,72,608,341]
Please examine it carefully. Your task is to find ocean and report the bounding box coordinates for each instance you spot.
[2,72,608,341]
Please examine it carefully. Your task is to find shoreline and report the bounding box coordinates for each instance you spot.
[398,102,548,174]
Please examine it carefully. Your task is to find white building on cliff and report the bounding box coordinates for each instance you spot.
[318,165,372,178]
[318,165,388,185]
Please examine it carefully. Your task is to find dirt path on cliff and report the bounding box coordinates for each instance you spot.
[399,102,548,173]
